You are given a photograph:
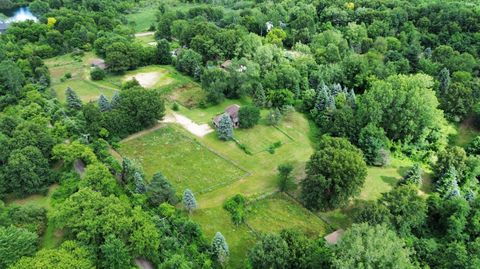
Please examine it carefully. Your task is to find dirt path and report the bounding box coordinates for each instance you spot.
[135,31,155,37]
[163,112,214,137]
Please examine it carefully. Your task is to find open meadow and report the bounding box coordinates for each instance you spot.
[45,53,193,102]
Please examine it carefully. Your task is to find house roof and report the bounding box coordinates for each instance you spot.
[225,104,240,121]
[324,229,344,245]
[213,104,241,126]
[90,58,106,69]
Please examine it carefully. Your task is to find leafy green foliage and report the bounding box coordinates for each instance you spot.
[156,39,172,65]
[301,136,367,210]
[10,241,94,269]
[0,226,38,268]
[90,68,106,81]
[333,224,413,269]
[100,235,131,269]
[399,164,423,187]
[238,105,260,129]
[277,163,296,192]
[223,194,248,226]
[248,233,289,269]
[357,123,389,166]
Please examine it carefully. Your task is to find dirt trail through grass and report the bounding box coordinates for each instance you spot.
[163,112,214,137]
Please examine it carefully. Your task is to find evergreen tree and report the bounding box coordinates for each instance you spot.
[439,68,450,93]
[98,94,111,112]
[65,87,82,110]
[347,88,356,108]
[267,108,282,126]
[400,164,423,186]
[183,189,197,214]
[217,113,234,141]
[147,172,177,206]
[314,85,329,112]
[326,94,336,111]
[436,167,459,198]
[133,171,146,194]
[212,232,229,266]
[110,92,121,109]
[253,86,267,107]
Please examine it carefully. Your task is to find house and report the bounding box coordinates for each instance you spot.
[213,104,240,128]
[324,229,344,245]
[90,58,107,70]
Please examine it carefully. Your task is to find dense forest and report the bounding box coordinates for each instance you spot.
[0,0,479,268]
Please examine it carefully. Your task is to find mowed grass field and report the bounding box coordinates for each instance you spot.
[119,125,248,194]
[247,193,329,237]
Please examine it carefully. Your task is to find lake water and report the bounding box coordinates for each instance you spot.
[2,6,37,23]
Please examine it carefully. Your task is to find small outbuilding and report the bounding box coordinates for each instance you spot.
[213,104,240,128]
[90,58,107,70]
[324,229,344,245]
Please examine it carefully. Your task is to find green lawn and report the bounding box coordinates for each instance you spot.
[235,124,293,154]
[6,185,64,249]
[247,193,330,237]
[127,7,158,32]
[451,118,480,147]
[193,207,256,268]
[119,125,248,194]
[51,80,118,103]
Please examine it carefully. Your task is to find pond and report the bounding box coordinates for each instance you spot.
[1,6,37,23]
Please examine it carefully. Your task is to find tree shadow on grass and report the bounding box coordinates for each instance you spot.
[381,176,398,187]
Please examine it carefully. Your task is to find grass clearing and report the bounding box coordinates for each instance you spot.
[247,193,329,237]
[193,207,256,268]
[167,83,206,108]
[6,185,64,248]
[119,125,247,194]
[451,117,480,147]
[235,124,293,154]
[127,6,158,32]
[51,80,117,102]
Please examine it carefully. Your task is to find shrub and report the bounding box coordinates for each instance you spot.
[171,102,179,111]
[238,105,260,128]
[90,67,106,81]
[223,194,248,225]
[64,72,72,79]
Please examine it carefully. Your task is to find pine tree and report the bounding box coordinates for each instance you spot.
[439,68,450,93]
[436,167,458,198]
[267,108,282,126]
[133,171,146,194]
[253,86,267,107]
[98,94,111,112]
[183,189,197,214]
[66,87,82,110]
[314,84,329,112]
[212,232,229,266]
[326,94,336,111]
[400,163,422,186]
[347,88,356,108]
[147,172,178,206]
[110,92,121,109]
[332,83,343,96]
[217,113,234,141]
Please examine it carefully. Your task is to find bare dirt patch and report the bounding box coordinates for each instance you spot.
[163,112,214,137]
[124,71,173,89]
